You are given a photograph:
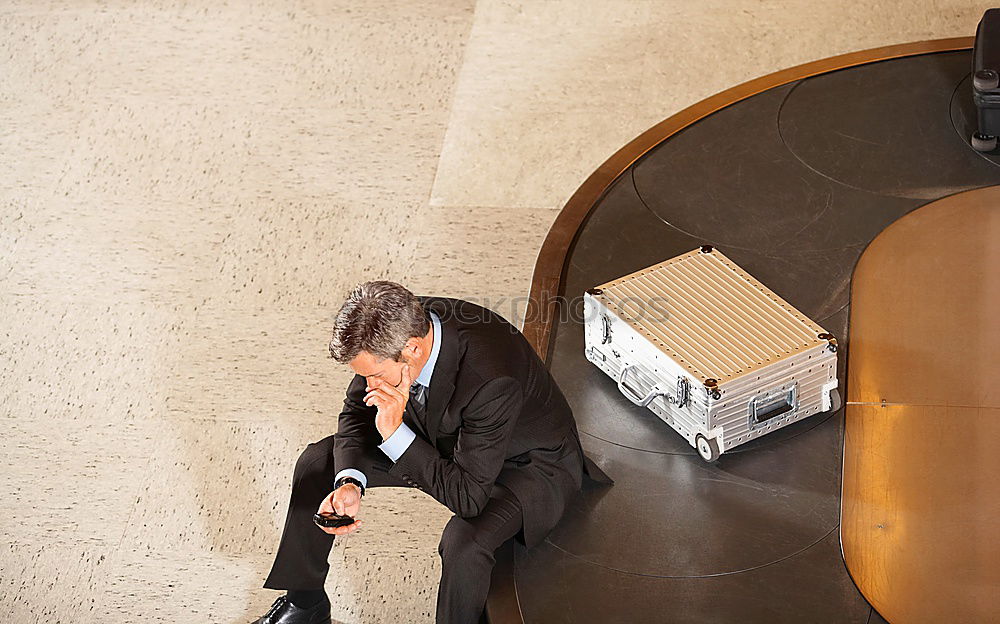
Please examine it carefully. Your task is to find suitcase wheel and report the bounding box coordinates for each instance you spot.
[695,434,720,463]
[971,132,998,152]
[974,69,1000,92]
[828,388,843,414]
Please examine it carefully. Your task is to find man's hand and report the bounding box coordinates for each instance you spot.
[364,364,412,441]
[316,483,363,536]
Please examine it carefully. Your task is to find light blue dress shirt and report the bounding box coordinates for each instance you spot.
[335,310,442,490]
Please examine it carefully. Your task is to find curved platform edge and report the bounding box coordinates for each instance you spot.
[522,36,973,364]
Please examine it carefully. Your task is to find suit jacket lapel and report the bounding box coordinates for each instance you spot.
[403,399,428,440]
[419,297,459,445]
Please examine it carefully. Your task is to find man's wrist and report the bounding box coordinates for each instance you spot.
[379,421,402,442]
[378,422,416,462]
[334,475,365,497]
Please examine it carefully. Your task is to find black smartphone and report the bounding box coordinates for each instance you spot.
[313,512,356,528]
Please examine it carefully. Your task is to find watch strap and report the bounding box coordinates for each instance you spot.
[334,475,365,497]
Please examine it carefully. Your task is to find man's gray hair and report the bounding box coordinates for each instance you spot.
[328,280,430,364]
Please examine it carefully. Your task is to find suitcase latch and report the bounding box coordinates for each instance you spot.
[673,377,690,408]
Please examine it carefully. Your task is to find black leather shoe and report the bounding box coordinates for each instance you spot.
[251,594,331,624]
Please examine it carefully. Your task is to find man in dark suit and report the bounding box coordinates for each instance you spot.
[252,280,608,624]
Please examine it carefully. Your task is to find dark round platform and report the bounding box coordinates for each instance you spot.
[486,38,998,624]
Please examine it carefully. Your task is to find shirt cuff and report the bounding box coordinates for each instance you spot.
[334,468,368,491]
[378,422,416,462]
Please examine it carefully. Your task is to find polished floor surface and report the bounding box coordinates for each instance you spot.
[0,2,993,623]
[501,49,1000,622]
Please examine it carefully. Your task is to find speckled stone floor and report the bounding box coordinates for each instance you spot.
[0,1,989,622]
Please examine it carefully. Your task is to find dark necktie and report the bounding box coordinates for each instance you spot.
[410,382,427,417]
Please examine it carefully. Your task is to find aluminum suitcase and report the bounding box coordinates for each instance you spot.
[583,245,841,462]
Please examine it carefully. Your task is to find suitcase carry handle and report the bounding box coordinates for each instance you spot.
[617,362,666,407]
[617,362,692,408]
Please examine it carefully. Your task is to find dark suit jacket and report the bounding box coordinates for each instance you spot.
[333,295,593,548]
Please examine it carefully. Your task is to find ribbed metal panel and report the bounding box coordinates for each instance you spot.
[592,247,830,383]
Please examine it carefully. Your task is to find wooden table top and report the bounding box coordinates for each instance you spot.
[843,185,1000,624]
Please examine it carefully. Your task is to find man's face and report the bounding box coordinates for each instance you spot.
[349,348,413,388]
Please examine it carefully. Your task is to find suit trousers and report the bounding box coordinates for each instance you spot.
[262,433,524,624]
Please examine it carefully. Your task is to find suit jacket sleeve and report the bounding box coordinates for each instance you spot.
[333,373,381,473]
[389,376,522,518]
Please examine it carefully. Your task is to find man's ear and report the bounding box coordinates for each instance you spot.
[404,337,421,358]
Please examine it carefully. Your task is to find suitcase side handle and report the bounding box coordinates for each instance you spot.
[748,384,798,429]
[617,362,690,408]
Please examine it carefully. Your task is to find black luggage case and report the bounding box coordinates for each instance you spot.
[972,9,1000,151]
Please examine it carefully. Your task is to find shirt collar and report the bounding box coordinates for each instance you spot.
[414,310,441,388]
